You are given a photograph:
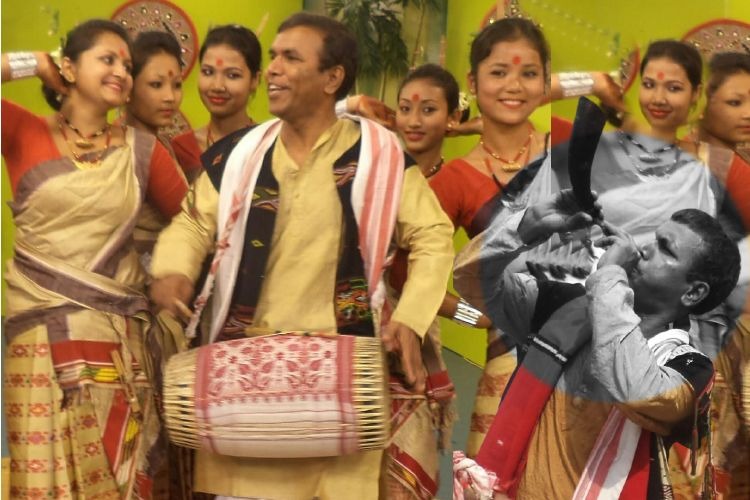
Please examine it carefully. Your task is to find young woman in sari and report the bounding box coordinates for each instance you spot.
[547,41,750,242]
[388,57,625,485]
[170,24,261,182]
[1,19,187,498]
[125,30,184,150]
[434,18,549,237]
[429,17,551,458]
[124,31,186,265]
[373,63,493,500]
[693,52,750,160]
[685,52,750,242]
[391,18,621,459]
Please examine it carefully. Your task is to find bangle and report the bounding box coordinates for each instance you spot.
[453,298,483,327]
[8,52,38,80]
[529,336,568,365]
[559,72,594,98]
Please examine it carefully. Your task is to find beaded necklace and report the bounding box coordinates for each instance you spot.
[623,132,677,163]
[61,114,109,149]
[58,115,112,166]
[423,157,444,178]
[616,131,683,178]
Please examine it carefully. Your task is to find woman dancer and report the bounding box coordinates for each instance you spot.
[124,30,186,263]
[171,24,261,181]
[394,64,493,322]
[125,30,184,147]
[430,17,551,457]
[433,17,549,236]
[695,52,750,155]
[1,19,187,498]
[377,63,491,500]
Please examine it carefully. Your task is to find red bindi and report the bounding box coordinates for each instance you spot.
[512,55,521,65]
[168,69,174,78]
[216,58,224,67]
[657,71,665,80]
[119,48,126,58]
[411,93,421,102]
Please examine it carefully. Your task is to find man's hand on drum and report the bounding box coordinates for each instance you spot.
[382,321,426,394]
[149,274,194,322]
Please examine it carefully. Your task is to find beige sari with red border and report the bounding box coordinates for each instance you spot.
[3,129,166,499]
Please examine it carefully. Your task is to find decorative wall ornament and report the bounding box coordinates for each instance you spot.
[111,0,198,139]
[111,0,199,78]
[681,18,750,61]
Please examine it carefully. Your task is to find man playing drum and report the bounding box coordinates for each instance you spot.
[149,12,454,500]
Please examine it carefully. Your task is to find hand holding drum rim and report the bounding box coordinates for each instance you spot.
[149,274,195,322]
[381,320,426,394]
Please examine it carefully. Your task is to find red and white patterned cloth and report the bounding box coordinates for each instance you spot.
[166,333,388,458]
[186,116,404,343]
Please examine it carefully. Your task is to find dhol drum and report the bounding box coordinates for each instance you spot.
[162,332,390,458]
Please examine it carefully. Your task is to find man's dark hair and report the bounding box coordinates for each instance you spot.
[277,12,357,100]
[671,208,741,314]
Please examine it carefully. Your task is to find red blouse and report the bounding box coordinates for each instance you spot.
[170,130,203,179]
[429,158,501,238]
[2,99,186,218]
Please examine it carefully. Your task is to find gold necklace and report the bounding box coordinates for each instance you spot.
[480,126,534,172]
[60,114,109,149]
[58,115,112,165]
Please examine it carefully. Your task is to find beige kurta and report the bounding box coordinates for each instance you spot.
[151,118,454,499]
